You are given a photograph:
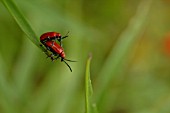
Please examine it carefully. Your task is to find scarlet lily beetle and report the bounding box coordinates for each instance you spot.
[40,32,69,46]
[43,41,75,72]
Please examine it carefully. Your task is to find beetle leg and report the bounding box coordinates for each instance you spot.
[46,54,54,61]
[40,44,50,54]
[54,55,60,60]
[60,41,62,46]
[46,46,51,51]
[50,54,55,61]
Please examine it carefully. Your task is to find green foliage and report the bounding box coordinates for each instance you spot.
[95,0,152,103]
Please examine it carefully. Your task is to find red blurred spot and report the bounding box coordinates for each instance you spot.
[162,0,170,3]
[163,33,170,56]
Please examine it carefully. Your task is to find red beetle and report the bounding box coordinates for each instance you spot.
[40,32,68,46]
[44,40,75,72]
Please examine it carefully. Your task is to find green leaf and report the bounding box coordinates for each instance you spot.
[1,0,47,52]
[85,54,98,113]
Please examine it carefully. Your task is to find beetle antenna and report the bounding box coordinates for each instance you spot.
[62,31,70,39]
[65,31,70,36]
[62,60,72,72]
[64,58,77,62]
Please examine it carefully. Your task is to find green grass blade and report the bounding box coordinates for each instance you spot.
[1,0,46,52]
[95,0,153,103]
[85,55,93,113]
[85,54,98,113]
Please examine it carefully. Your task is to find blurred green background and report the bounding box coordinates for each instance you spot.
[1,0,170,113]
